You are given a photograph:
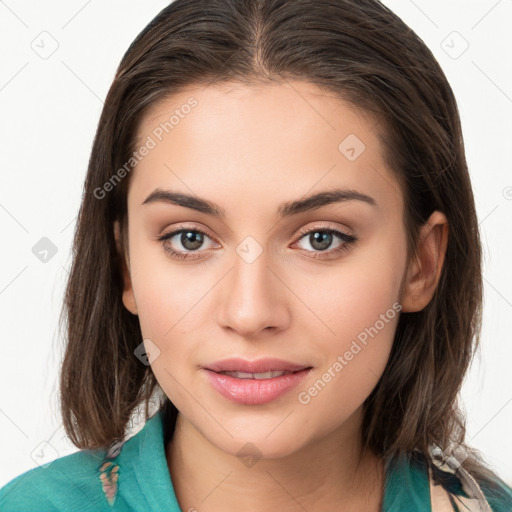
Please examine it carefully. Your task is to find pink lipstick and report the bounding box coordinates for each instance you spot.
[203,358,313,405]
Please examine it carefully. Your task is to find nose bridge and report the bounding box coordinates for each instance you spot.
[216,237,288,334]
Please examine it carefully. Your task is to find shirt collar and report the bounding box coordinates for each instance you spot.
[381,450,431,511]
[120,408,181,510]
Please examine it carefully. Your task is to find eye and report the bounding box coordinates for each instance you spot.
[293,226,357,259]
[157,224,357,261]
[157,225,218,261]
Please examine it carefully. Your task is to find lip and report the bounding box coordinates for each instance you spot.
[204,357,311,373]
[202,358,313,405]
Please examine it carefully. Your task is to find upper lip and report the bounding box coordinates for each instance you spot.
[204,358,312,373]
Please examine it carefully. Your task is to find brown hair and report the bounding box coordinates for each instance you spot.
[59,0,505,492]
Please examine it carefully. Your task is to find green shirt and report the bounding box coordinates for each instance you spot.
[1,408,511,511]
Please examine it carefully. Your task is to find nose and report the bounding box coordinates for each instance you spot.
[216,248,291,338]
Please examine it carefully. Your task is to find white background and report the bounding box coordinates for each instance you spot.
[1,0,511,488]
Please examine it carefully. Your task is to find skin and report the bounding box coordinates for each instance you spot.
[114,80,448,511]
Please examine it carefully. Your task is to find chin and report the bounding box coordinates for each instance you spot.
[224,436,302,461]
[199,419,311,461]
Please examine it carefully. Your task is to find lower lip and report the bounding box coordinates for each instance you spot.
[204,368,312,405]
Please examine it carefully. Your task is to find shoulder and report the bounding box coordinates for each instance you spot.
[0,409,172,512]
[0,448,109,512]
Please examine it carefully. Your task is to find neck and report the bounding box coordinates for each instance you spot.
[165,407,385,512]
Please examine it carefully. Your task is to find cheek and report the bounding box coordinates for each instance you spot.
[132,267,200,340]
[128,250,227,368]
[293,234,406,344]
[292,232,405,412]
[127,233,184,338]
[296,279,401,431]
[302,237,405,413]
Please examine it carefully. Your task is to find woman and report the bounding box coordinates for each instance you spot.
[1,0,511,510]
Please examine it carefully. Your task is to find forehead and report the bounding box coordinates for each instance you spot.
[128,80,403,218]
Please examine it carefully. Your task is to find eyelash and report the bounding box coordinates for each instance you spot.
[157,224,357,261]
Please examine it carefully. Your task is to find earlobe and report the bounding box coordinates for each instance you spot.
[401,211,449,313]
[113,220,138,316]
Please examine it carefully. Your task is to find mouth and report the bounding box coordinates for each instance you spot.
[204,357,312,375]
[202,359,313,405]
[215,369,305,379]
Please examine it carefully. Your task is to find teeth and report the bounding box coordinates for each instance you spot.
[220,370,291,379]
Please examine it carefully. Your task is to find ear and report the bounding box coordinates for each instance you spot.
[113,220,138,315]
[400,211,449,313]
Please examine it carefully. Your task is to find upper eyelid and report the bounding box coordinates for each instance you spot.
[296,222,352,236]
[158,222,352,246]
[158,223,216,241]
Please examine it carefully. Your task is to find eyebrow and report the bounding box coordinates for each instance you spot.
[141,187,377,217]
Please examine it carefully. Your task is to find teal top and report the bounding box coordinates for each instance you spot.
[1,408,511,511]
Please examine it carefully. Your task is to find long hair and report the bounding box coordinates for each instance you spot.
[59,0,505,492]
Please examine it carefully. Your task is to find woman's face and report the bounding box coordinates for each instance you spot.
[119,80,410,458]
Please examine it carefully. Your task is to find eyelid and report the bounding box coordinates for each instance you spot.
[157,221,353,244]
[294,221,353,239]
[157,222,217,241]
